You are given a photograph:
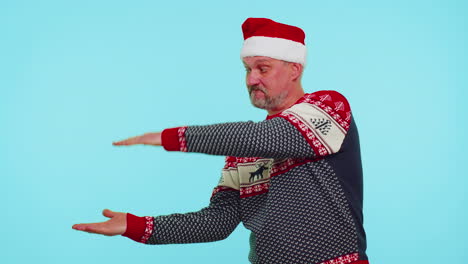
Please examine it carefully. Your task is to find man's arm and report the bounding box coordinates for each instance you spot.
[113,119,313,159]
[114,91,352,160]
[143,189,240,244]
[73,188,241,244]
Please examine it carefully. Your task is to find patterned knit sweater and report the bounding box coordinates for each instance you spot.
[122,91,369,264]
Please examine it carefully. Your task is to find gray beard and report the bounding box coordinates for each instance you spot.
[248,86,289,111]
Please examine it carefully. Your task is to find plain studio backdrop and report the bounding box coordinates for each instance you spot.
[1,0,466,263]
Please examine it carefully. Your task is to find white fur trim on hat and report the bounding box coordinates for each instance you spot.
[240,36,307,66]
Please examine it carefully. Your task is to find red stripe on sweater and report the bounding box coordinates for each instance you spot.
[122,213,154,244]
[319,252,365,264]
[211,186,238,198]
[161,126,187,152]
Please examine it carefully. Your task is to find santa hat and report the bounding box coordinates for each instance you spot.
[240,18,307,66]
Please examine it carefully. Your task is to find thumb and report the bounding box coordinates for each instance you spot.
[102,209,116,218]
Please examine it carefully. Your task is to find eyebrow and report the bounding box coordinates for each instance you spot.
[255,59,271,64]
[243,59,272,68]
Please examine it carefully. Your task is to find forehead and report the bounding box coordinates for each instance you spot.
[242,56,280,66]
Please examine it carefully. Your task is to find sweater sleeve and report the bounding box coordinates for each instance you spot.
[161,91,352,159]
[122,187,241,244]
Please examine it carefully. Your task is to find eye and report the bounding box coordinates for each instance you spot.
[245,67,251,73]
[260,66,268,73]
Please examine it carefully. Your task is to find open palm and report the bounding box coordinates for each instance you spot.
[72,209,127,236]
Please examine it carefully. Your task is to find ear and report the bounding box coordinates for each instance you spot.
[289,63,303,81]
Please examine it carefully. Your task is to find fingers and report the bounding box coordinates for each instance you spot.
[72,224,85,231]
[113,132,162,146]
[72,223,102,234]
[72,223,89,232]
[72,221,115,236]
[113,135,143,146]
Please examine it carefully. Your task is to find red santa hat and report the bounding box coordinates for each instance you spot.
[240,18,307,66]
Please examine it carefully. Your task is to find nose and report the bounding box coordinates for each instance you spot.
[246,71,260,87]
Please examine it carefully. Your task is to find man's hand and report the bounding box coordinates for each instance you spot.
[72,209,127,236]
[113,132,162,146]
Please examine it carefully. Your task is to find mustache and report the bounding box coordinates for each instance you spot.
[248,85,267,94]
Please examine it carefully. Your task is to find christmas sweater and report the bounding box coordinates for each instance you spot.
[122,91,369,264]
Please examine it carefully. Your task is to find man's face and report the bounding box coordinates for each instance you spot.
[243,56,292,112]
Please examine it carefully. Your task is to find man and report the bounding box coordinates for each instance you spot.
[73,18,369,264]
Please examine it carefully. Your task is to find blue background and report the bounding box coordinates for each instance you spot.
[1,0,467,263]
